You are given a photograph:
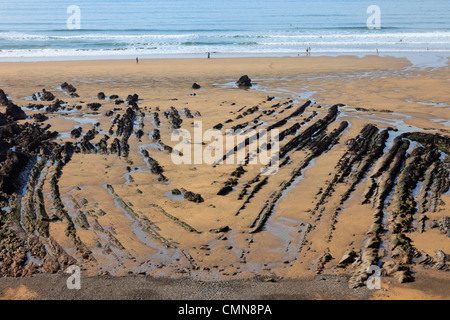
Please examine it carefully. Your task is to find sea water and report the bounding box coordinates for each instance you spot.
[0,0,449,60]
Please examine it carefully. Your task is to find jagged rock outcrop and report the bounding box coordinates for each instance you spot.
[0,89,10,106]
[33,89,55,101]
[32,113,48,122]
[70,127,82,139]
[183,190,204,203]
[0,150,31,197]
[438,216,450,237]
[87,103,102,111]
[97,92,106,100]
[60,82,79,97]
[6,104,27,121]
[236,75,252,87]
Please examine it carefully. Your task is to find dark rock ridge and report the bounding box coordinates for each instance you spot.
[141,149,167,182]
[166,107,182,129]
[403,132,450,154]
[0,150,31,197]
[0,122,58,203]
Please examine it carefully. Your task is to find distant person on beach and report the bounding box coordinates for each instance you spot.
[136,57,139,64]
[306,47,309,56]
[207,52,210,59]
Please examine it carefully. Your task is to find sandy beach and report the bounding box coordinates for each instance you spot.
[0,54,448,300]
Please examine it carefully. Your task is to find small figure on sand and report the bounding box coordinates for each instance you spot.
[306,47,309,56]
[207,52,211,59]
[136,57,139,64]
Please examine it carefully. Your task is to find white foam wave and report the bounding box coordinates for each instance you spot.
[1,30,450,59]
[260,31,450,39]
[2,31,450,42]
[0,31,200,41]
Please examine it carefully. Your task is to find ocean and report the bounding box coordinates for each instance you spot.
[0,0,450,60]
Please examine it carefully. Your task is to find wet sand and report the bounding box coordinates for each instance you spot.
[0,55,448,300]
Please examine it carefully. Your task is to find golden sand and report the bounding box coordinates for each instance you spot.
[0,55,448,299]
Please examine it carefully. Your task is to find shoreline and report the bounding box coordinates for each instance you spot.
[0,51,449,69]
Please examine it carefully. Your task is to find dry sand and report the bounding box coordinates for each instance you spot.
[0,55,448,300]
